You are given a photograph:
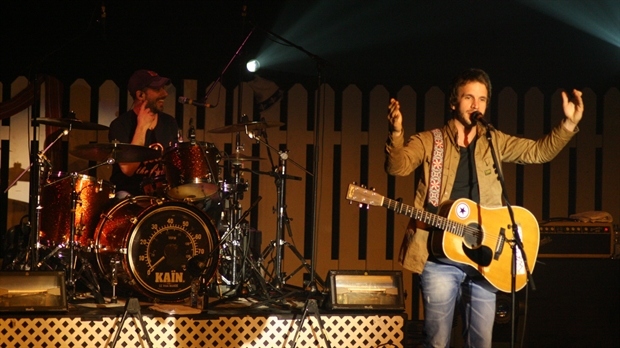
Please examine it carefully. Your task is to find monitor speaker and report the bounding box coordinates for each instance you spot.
[0,271,67,312]
[325,270,405,311]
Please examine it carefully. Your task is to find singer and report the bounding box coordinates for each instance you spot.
[385,68,583,347]
[108,69,179,198]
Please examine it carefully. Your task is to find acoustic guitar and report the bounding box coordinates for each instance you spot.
[346,183,539,292]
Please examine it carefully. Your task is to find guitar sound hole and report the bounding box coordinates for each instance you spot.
[463,223,482,248]
[463,223,493,267]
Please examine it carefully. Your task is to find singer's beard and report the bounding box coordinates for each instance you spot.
[455,111,476,130]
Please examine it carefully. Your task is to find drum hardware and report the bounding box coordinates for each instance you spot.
[221,152,265,165]
[245,127,325,290]
[4,128,69,269]
[34,116,110,131]
[210,145,269,298]
[110,257,120,304]
[190,196,272,303]
[207,120,284,134]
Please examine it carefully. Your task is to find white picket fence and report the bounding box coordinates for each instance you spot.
[2,76,619,318]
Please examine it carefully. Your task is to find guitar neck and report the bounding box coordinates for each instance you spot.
[382,197,465,237]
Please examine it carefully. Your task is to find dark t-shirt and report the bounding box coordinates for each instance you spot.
[108,109,179,196]
[449,137,480,203]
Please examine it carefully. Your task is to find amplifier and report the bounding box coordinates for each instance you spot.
[538,221,615,258]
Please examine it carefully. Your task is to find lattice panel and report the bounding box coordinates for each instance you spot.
[0,314,404,347]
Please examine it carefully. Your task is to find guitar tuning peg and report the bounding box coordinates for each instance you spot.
[371,187,376,192]
[361,184,366,189]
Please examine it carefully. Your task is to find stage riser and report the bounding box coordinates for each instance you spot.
[0,314,405,347]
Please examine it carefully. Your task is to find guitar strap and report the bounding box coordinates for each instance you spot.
[427,128,444,209]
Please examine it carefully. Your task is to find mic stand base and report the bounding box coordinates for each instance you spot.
[110,298,153,348]
[290,297,332,348]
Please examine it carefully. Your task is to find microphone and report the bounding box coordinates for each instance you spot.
[471,111,493,129]
[178,96,214,108]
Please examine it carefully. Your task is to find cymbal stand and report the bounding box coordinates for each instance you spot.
[215,197,274,302]
[218,161,247,290]
[245,129,324,289]
[4,128,69,270]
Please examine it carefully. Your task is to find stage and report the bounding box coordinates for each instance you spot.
[0,295,407,348]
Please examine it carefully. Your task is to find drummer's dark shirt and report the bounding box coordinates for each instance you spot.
[108,110,179,196]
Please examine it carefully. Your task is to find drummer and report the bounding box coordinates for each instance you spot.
[108,69,179,199]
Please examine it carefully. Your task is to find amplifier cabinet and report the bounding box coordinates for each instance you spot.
[538,222,614,258]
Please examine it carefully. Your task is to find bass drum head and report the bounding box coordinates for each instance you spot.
[95,197,219,301]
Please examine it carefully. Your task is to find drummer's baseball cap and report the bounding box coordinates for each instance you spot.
[128,70,170,98]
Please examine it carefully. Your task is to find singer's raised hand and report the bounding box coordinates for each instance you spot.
[561,89,583,132]
[387,98,403,135]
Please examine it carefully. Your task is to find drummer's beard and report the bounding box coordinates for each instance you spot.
[146,97,165,113]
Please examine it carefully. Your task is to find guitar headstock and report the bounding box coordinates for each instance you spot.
[346,183,384,208]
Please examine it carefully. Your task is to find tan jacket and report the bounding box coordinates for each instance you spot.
[385,118,578,274]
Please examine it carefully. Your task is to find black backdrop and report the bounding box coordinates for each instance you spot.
[2,0,619,95]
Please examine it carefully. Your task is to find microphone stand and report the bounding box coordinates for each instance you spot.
[199,27,254,107]
[478,117,535,348]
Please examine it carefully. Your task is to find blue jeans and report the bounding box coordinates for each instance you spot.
[420,260,496,348]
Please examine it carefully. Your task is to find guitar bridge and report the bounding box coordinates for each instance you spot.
[494,227,506,260]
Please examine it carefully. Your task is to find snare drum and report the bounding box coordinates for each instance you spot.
[93,196,219,301]
[163,142,220,201]
[40,172,115,247]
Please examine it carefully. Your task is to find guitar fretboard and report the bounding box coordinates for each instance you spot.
[382,196,465,237]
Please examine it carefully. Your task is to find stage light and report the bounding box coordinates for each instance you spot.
[246,59,260,72]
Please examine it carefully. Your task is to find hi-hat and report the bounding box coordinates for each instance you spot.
[71,143,161,162]
[208,120,284,134]
[35,117,109,131]
[221,152,265,164]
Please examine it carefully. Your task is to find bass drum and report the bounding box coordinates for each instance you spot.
[94,196,219,301]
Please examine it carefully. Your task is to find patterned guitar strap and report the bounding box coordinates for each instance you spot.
[427,128,444,213]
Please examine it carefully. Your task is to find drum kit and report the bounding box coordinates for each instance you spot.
[5,114,312,306]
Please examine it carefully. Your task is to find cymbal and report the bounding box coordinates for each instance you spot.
[70,143,161,163]
[35,117,109,131]
[208,120,284,134]
[221,152,265,164]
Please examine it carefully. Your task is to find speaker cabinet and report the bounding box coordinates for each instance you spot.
[524,259,620,347]
[0,271,67,312]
